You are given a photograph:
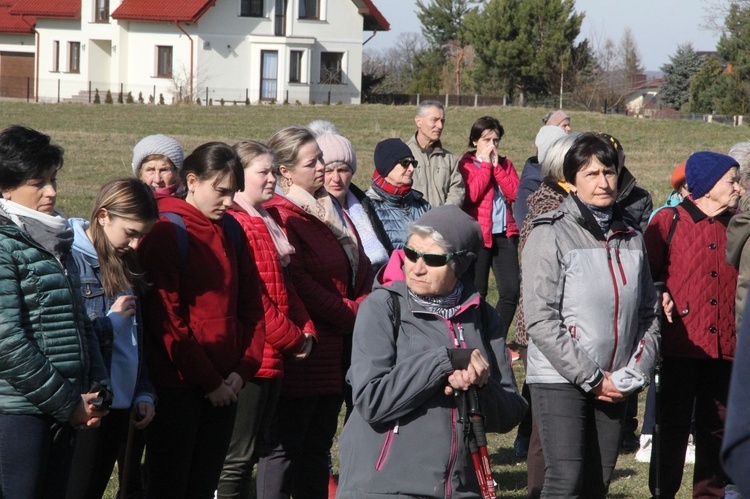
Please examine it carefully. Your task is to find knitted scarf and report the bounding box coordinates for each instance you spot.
[342,191,389,269]
[282,184,360,279]
[372,171,411,197]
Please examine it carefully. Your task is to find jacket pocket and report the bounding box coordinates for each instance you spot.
[80,279,106,321]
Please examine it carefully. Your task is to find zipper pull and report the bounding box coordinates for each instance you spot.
[456,323,465,343]
[393,422,400,434]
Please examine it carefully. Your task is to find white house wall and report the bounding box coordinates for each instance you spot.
[29,0,372,104]
[0,33,35,54]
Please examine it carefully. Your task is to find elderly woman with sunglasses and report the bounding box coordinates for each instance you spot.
[365,138,431,251]
[337,205,527,498]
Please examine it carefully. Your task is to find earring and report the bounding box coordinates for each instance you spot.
[279,176,293,189]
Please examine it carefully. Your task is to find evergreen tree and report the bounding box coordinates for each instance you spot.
[463,0,583,103]
[416,0,479,94]
[689,2,750,115]
[659,43,704,110]
[689,55,726,113]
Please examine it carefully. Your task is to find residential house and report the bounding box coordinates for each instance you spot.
[624,77,664,117]
[0,0,389,104]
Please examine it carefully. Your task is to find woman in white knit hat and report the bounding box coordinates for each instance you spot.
[131,134,185,197]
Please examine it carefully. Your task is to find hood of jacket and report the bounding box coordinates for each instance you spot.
[617,166,637,202]
[70,218,97,259]
[157,195,227,241]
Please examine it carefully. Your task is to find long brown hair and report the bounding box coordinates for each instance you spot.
[89,178,158,295]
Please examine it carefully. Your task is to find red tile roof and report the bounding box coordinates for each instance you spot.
[112,0,218,23]
[360,0,389,31]
[113,0,388,30]
[0,4,33,33]
[10,0,80,19]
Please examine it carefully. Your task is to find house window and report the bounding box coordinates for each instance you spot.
[157,46,173,78]
[320,52,343,84]
[289,50,303,83]
[95,0,109,22]
[68,42,80,73]
[240,0,263,17]
[275,0,286,36]
[260,50,278,101]
[298,0,318,19]
[52,41,60,72]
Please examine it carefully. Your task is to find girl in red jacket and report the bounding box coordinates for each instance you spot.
[218,140,316,498]
[139,142,265,499]
[458,116,520,334]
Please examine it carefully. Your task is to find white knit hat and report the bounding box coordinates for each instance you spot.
[535,125,567,165]
[131,134,185,175]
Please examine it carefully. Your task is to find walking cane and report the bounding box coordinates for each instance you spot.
[457,387,496,499]
[118,407,138,499]
[467,386,496,497]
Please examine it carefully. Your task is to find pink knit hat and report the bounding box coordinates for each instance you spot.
[546,110,570,127]
[316,132,357,174]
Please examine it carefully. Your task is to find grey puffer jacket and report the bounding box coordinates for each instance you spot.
[522,195,659,389]
[0,214,108,422]
[726,192,750,327]
[365,184,431,250]
[337,255,527,498]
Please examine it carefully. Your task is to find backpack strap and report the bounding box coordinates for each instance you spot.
[222,213,246,260]
[665,207,680,249]
[385,288,401,343]
[160,211,245,275]
[161,212,188,274]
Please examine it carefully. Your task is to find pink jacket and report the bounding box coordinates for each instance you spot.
[458,151,519,247]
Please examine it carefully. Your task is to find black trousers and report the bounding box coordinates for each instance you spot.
[471,233,520,335]
[145,387,237,499]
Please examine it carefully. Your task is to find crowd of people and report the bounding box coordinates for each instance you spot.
[1,99,749,499]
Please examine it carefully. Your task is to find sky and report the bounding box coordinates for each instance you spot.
[365,0,721,73]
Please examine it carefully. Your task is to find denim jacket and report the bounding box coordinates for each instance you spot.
[72,249,155,404]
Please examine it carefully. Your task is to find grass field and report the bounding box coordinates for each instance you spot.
[0,101,736,498]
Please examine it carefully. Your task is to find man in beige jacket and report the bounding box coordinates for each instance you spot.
[406,100,465,207]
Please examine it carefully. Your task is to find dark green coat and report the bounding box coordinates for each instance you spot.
[0,215,107,423]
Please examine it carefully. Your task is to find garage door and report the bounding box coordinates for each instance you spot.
[0,52,34,98]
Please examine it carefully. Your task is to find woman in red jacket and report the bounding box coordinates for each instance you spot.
[458,116,520,333]
[257,125,373,499]
[139,142,265,499]
[218,140,317,498]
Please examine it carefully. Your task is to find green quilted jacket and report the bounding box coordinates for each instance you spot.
[0,215,107,423]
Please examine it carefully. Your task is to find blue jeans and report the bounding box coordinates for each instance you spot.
[0,413,74,499]
[531,383,626,498]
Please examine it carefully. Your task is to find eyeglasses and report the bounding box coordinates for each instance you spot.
[398,159,418,168]
[404,246,464,267]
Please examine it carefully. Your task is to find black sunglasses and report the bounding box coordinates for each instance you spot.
[398,158,418,168]
[404,246,465,267]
